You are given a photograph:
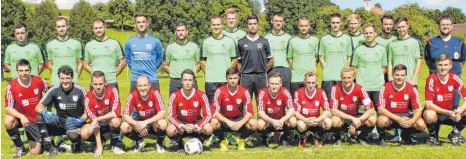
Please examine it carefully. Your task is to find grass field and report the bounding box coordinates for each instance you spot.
[1,29,466,158]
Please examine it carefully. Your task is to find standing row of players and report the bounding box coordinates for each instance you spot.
[3,8,466,157]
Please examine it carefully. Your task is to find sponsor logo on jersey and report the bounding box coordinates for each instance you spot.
[227,105,233,111]
[22,99,29,106]
[149,101,153,107]
[34,88,39,95]
[302,101,306,104]
[341,104,347,110]
[95,105,99,108]
[146,44,153,50]
[315,101,319,106]
[277,100,282,105]
[448,85,453,92]
[267,101,271,104]
[132,44,137,48]
[352,96,357,102]
[181,110,188,116]
[72,95,78,102]
[390,102,397,108]
[404,94,409,100]
[236,98,242,104]
[59,103,66,109]
[302,108,308,114]
[340,97,344,100]
[193,101,199,107]
[104,99,109,105]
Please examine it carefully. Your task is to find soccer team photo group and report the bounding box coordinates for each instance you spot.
[1,0,466,158]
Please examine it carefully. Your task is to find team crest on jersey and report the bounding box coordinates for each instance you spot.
[104,99,109,105]
[72,95,78,102]
[277,100,282,105]
[352,96,357,102]
[146,44,153,50]
[315,101,320,106]
[257,43,263,49]
[193,101,199,107]
[454,52,460,59]
[149,101,153,107]
[404,94,409,100]
[341,104,347,110]
[236,98,242,104]
[34,88,39,95]
[448,85,453,92]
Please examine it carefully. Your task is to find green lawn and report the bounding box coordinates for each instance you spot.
[1,29,466,158]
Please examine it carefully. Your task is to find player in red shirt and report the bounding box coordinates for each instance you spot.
[257,72,296,147]
[330,67,376,146]
[423,54,466,146]
[294,72,331,148]
[120,75,167,153]
[211,67,256,151]
[4,59,49,157]
[79,71,125,156]
[166,69,213,152]
[377,64,426,146]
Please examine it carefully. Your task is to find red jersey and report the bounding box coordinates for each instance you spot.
[124,88,165,120]
[294,88,329,118]
[330,83,374,115]
[4,76,48,123]
[168,89,211,129]
[85,86,121,122]
[258,87,293,119]
[425,73,466,110]
[378,82,421,113]
[212,85,253,118]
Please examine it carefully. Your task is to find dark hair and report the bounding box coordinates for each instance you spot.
[268,72,282,80]
[393,64,408,75]
[91,70,105,81]
[272,12,284,19]
[181,69,196,80]
[247,14,259,22]
[380,15,393,24]
[395,16,409,25]
[439,15,454,24]
[58,65,74,78]
[175,21,188,30]
[16,59,31,70]
[134,13,149,21]
[298,15,310,21]
[13,23,28,33]
[92,18,106,27]
[330,13,342,19]
[225,67,239,77]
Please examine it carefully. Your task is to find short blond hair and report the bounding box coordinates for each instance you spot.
[347,14,361,23]
[225,8,237,15]
[340,67,356,77]
[362,24,377,33]
[304,71,318,80]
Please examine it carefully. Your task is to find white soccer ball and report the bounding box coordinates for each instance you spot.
[184,138,203,155]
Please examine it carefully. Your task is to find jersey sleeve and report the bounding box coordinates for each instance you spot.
[5,84,15,109]
[110,87,121,118]
[36,45,45,64]
[84,44,91,61]
[424,40,434,70]
[359,87,374,109]
[453,75,466,99]
[229,39,238,59]
[41,78,49,93]
[196,93,212,128]
[293,91,302,113]
[153,89,165,113]
[123,93,135,116]
[243,89,254,117]
[194,44,200,64]
[320,90,330,111]
[258,89,266,113]
[124,41,132,69]
[40,86,57,106]
[168,93,183,128]
[286,40,293,59]
[318,37,325,57]
[330,86,339,110]
[425,76,435,103]
[351,49,359,67]
[4,47,11,64]
[76,42,84,60]
[154,38,163,69]
[381,46,388,67]
[414,40,422,59]
[346,37,353,57]
[212,88,221,116]
[284,89,293,110]
[85,96,98,121]
[200,40,207,61]
[115,41,124,59]
[387,43,393,64]
[409,86,421,110]
[378,85,387,109]
[265,39,273,59]
[46,43,53,61]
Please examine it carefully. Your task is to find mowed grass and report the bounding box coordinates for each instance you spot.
[1,29,466,158]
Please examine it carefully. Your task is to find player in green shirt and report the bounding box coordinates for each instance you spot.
[46,17,83,86]
[201,15,238,101]
[265,12,292,92]
[319,13,353,98]
[287,15,319,95]
[4,23,44,78]
[387,17,422,87]
[347,14,365,50]
[376,15,397,48]
[351,24,387,108]
[222,8,247,42]
[83,18,126,89]
[162,22,200,94]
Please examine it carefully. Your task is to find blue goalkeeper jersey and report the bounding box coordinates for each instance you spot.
[425,36,466,74]
[124,34,163,82]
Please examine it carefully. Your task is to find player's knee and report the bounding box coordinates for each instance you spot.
[322,118,332,130]
[67,130,81,142]
[331,116,342,127]
[296,120,306,132]
[157,120,167,131]
[287,117,297,128]
[203,124,213,135]
[110,118,122,128]
[415,118,427,130]
[35,114,45,123]
[257,119,267,130]
[211,118,220,129]
[423,110,437,124]
[166,124,177,137]
[377,115,389,128]
[120,122,132,134]
[366,115,377,127]
[4,115,17,129]
[247,119,258,131]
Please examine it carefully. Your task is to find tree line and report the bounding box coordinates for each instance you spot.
[2,0,465,57]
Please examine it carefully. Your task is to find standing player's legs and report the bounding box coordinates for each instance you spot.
[290,82,304,98]
[270,67,292,92]
[240,73,255,98]
[321,81,338,99]
[205,82,224,102]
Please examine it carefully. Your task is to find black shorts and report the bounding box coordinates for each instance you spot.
[270,67,291,92]
[130,81,160,92]
[218,117,248,132]
[321,81,340,99]
[343,114,362,128]
[46,118,82,136]
[17,120,41,142]
[169,78,198,94]
[240,73,267,99]
[290,82,304,98]
[205,82,225,102]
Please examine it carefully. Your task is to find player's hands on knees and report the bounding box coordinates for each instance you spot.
[41,110,60,125]
[139,128,148,137]
[351,117,362,128]
[19,115,30,127]
[309,119,319,126]
[183,124,194,133]
[272,120,282,130]
[230,121,242,131]
[65,117,84,130]
[349,125,356,135]
[400,119,414,128]
[135,121,148,132]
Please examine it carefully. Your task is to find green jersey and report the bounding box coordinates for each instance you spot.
[164,41,200,78]
[222,29,247,42]
[318,33,353,81]
[4,42,44,78]
[200,35,237,82]
[352,43,387,91]
[376,33,396,47]
[387,37,422,85]
[46,38,83,85]
[84,38,124,83]
[265,32,292,67]
[287,35,319,82]
[349,32,365,50]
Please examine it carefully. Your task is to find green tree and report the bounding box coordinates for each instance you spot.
[107,0,134,31]
[93,2,111,20]
[442,7,466,24]
[27,0,59,47]
[1,0,27,52]
[393,4,439,47]
[422,9,442,24]
[69,0,97,43]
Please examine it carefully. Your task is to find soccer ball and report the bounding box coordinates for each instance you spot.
[184,138,203,155]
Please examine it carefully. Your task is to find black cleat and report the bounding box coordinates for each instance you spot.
[427,137,439,146]
[379,139,387,147]
[12,147,27,158]
[448,133,461,146]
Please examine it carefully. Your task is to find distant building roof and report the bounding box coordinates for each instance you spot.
[370,6,384,15]
[452,24,466,34]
